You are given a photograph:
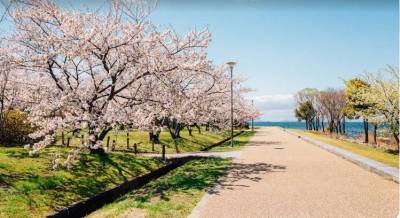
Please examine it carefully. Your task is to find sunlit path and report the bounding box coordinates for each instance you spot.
[190,127,399,218]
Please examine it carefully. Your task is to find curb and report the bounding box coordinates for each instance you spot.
[201,131,245,151]
[284,129,399,183]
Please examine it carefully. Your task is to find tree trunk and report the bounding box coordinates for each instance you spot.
[335,122,339,134]
[312,118,316,130]
[363,118,369,143]
[61,131,65,146]
[393,132,399,151]
[168,127,176,139]
[173,125,181,138]
[167,124,180,139]
[342,117,346,134]
[89,132,105,154]
[148,128,155,151]
[321,119,325,132]
[195,124,201,134]
[0,97,4,142]
[173,140,180,153]
[329,120,334,133]
[373,123,377,145]
[98,127,112,142]
[166,121,181,153]
[187,126,193,136]
[126,132,130,149]
[168,128,180,153]
[88,126,112,154]
[106,136,110,149]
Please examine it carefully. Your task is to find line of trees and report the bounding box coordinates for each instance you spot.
[294,88,346,134]
[294,66,399,149]
[0,0,261,167]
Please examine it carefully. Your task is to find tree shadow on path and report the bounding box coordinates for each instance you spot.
[209,162,286,194]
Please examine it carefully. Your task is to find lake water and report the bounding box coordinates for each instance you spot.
[253,121,371,138]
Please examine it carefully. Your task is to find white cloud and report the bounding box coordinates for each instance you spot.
[251,94,296,121]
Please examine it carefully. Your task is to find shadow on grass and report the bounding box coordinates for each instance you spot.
[3,152,163,213]
[113,158,230,204]
[386,149,399,155]
[4,149,30,158]
[61,153,159,200]
[114,158,286,206]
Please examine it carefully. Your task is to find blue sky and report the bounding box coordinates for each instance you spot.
[3,0,398,121]
[148,0,398,121]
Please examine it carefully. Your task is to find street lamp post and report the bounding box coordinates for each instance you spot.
[226,61,236,147]
[251,99,254,131]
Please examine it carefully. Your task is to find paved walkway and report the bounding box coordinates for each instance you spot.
[189,127,399,218]
[287,129,399,182]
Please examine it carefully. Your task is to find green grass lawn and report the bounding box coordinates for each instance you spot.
[0,146,164,218]
[290,129,399,168]
[54,128,249,154]
[87,157,232,218]
[0,128,255,217]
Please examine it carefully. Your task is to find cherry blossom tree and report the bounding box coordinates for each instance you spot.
[0,0,260,167]
[0,42,31,142]
[9,0,159,154]
[8,0,222,153]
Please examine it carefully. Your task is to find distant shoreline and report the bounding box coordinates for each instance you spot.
[251,121,387,138]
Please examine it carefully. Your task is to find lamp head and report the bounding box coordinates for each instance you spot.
[226,61,236,70]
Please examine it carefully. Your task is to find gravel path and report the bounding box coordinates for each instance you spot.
[189,127,399,218]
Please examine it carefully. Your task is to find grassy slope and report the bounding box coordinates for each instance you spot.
[87,158,232,218]
[0,129,253,217]
[0,147,164,218]
[54,129,248,154]
[291,129,399,168]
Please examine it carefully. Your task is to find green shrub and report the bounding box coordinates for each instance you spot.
[0,110,33,145]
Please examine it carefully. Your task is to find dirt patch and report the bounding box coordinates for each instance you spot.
[90,207,147,218]
[150,195,161,204]
[120,207,147,218]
